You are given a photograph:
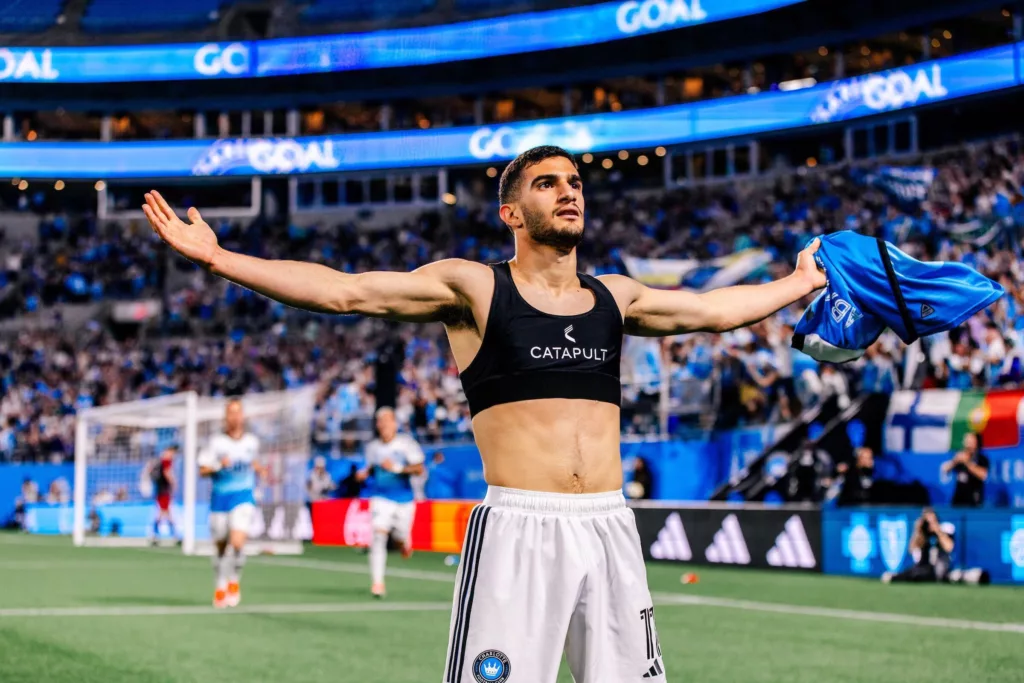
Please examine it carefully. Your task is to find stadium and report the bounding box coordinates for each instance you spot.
[1,0,1024,681]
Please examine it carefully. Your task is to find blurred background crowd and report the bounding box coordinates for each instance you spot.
[3,136,1024,463]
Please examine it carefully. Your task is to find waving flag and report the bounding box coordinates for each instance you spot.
[623,249,772,291]
[852,166,935,208]
[885,389,1024,454]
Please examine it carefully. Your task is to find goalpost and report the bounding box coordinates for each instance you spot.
[73,386,318,555]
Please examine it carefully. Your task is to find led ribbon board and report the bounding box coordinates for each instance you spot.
[0,42,1016,178]
[0,0,803,83]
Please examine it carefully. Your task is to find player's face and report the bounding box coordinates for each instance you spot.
[225,401,244,432]
[517,157,585,251]
[376,411,398,441]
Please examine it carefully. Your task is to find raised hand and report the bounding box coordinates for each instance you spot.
[142,190,219,269]
[794,238,827,292]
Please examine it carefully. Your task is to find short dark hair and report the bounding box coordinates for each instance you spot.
[498,145,577,205]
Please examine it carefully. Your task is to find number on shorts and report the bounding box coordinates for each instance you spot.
[640,606,662,660]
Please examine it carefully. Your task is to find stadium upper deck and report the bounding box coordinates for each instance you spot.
[0,0,1011,109]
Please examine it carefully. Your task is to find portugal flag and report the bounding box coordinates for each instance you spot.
[954,389,1024,450]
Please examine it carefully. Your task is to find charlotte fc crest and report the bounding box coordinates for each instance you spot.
[473,650,511,683]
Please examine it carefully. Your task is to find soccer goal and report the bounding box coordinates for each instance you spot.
[73,387,317,555]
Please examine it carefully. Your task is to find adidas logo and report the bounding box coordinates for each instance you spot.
[766,515,817,569]
[650,513,692,561]
[704,514,751,565]
[642,658,665,678]
[921,303,935,318]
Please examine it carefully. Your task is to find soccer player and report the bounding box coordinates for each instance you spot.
[356,406,426,598]
[143,146,825,680]
[147,445,178,542]
[198,398,263,609]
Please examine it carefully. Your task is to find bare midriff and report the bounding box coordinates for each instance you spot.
[469,399,623,494]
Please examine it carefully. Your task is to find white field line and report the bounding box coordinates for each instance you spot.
[255,556,456,583]
[261,558,1024,635]
[0,560,198,570]
[651,593,1024,634]
[5,546,1022,634]
[0,602,451,618]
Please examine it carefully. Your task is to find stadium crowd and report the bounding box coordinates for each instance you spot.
[3,137,1024,462]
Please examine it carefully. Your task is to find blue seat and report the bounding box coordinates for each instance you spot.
[300,0,435,23]
[0,0,66,32]
[81,0,228,32]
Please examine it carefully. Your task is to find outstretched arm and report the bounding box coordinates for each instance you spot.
[142,191,471,322]
[603,241,826,336]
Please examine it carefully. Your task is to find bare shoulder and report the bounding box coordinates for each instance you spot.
[414,258,496,327]
[597,273,645,304]
[415,258,492,287]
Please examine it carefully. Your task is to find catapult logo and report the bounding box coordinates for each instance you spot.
[811,64,949,124]
[841,512,877,573]
[191,138,342,176]
[1001,515,1024,582]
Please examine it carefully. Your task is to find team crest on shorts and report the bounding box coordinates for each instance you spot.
[473,650,511,683]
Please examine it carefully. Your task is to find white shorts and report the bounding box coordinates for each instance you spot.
[209,503,256,542]
[443,487,665,683]
[370,497,416,542]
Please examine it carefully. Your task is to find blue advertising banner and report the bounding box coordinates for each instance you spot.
[0,42,1017,179]
[0,0,802,84]
[23,501,212,540]
[823,507,1024,585]
[0,463,74,525]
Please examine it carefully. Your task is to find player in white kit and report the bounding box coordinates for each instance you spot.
[356,407,425,597]
[197,398,263,608]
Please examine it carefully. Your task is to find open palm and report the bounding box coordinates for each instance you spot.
[142,191,219,269]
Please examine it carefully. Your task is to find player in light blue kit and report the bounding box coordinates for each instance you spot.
[357,406,425,598]
[198,398,264,608]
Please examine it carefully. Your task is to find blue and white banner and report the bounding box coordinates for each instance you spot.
[0,0,802,84]
[0,42,1019,178]
[853,165,935,207]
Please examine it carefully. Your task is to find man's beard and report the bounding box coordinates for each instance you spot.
[522,205,584,252]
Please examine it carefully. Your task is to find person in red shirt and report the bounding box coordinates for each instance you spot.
[149,445,178,541]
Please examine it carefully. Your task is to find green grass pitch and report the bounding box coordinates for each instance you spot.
[1,532,1022,683]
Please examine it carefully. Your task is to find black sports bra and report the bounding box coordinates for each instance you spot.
[459,262,623,417]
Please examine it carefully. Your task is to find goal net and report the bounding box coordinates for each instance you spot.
[73,387,317,555]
